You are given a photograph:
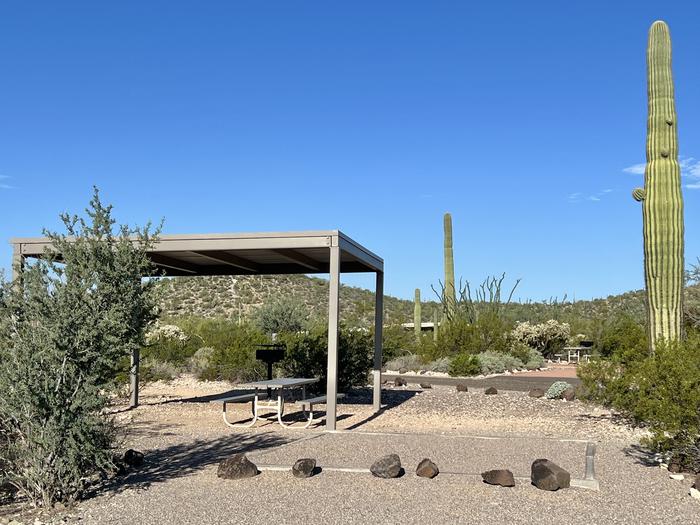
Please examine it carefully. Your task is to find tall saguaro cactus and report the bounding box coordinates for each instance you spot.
[443,213,456,319]
[433,311,439,342]
[414,289,422,340]
[633,20,685,351]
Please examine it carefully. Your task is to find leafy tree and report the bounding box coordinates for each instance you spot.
[0,188,159,506]
[254,297,309,335]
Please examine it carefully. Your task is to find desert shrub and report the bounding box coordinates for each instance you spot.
[140,358,180,382]
[381,324,416,363]
[545,381,573,399]
[474,351,524,375]
[511,320,570,358]
[435,313,512,357]
[0,189,159,507]
[448,353,480,377]
[425,357,452,373]
[280,326,373,393]
[254,297,309,335]
[189,346,215,375]
[385,354,422,372]
[197,324,267,382]
[523,347,546,370]
[578,333,700,472]
[595,314,648,364]
[508,340,531,363]
[143,322,192,364]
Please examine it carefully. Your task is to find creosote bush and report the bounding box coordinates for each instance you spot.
[448,353,480,377]
[0,188,159,507]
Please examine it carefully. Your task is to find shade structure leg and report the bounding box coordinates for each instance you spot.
[373,271,384,412]
[325,245,341,431]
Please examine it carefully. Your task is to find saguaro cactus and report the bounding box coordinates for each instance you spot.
[433,311,439,342]
[443,213,456,318]
[414,289,422,340]
[632,20,685,351]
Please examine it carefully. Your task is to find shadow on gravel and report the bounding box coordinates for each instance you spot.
[623,443,657,467]
[93,432,291,498]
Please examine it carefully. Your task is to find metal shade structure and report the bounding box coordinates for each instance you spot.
[10,230,384,431]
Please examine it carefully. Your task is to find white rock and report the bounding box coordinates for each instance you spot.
[690,487,700,500]
[659,463,668,469]
[670,473,685,481]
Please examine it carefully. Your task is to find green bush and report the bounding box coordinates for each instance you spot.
[198,324,267,382]
[0,189,159,507]
[425,357,452,373]
[189,346,215,375]
[381,324,417,363]
[448,353,480,377]
[140,358,180,382]
[435,313,511,358]
[578,333,700,472]
[280,326,373,393]
[595,314,648,364]
[254,297,309,335]
[476,351,523,375]
[385,354,422,372]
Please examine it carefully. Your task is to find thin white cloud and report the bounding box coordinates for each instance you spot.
[623,156,700,190]
[623,163,646,175]
[568,189,611,203]
[0,175,13,190]
[588,196,601,202]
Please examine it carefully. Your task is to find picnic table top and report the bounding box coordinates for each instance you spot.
[241,377,319,388]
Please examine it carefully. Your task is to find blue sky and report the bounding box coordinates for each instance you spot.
[2,1,700,302]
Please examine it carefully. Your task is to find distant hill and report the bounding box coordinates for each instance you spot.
[156,274,654,328]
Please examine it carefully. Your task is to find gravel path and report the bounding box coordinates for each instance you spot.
[7,377,698,524]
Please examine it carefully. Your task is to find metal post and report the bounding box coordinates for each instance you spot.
[325,245,341,431]
[130,347,139,408]
[11,244,23,283]
[372,271,384,412]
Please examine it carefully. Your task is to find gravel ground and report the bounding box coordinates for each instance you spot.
[5,376,698,524]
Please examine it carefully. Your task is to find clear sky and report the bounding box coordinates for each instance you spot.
[2,1,700,302]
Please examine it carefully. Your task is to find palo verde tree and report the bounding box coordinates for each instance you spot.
[0,188,160,507]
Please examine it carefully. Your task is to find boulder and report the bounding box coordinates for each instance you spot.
[292,458,317,479]
[481,469,515,487]
[690,487,700,500]
[531,459,570,491]
[456,384,469,392]
[217,454,258,480]
[484,387,498,395]
[528,388,545,398]
[562,388,576,401]
[668,461,681,474]
[419,383,432,389]
[123,449,144,469]
[399,367,408,374]
[693,475,700,490]
[394,377,407,387]
[415,458,439,479]
[370,454,402,479]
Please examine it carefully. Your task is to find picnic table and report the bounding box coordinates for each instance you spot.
[217,377,343,429]
[562,346,592,364]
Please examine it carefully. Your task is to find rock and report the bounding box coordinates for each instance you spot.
[693,475,700,490]
[456,384,469,392]
[394,377,407,387]
[399,367,408,374]
[419,383,432,389]
[481,469,515,487]
[484,387,498,395]
[370,454,402,479]
[415,458,439,479]
[690,487,700,500]
[562,388,576,401]
[292,458,316,478]
[668,461,681,474]
[528,388,545,398]
[123,449,144,469]
[531,459,570,491]
[217,453,258,479]
[670,473,685,481]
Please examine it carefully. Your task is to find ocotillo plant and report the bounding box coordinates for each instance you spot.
[414,289,422,340]
[443,213,456,319]
[632,20,685,351]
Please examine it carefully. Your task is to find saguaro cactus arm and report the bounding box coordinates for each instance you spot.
[443,213,456,318]
[414,289,422,340]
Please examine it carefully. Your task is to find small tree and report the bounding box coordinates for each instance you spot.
[254,297,309,336]
[0,188,160,506]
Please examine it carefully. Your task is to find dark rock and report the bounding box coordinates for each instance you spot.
[217,453,258,480]
[123,449,144,469]
[415,458,439,479]
[528,388,545,398]
[484,387,498,395]
[531,459,570,491]
[399,367,408,374]
[482,469,515,487]
[562,387,576,401]
[693,475,700,490]
[668,461,681,474]
[456,384,469,392]
[292,458,316,479]
[370,454,402,479]
[394,377,407,387]
[419,383,432,389]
